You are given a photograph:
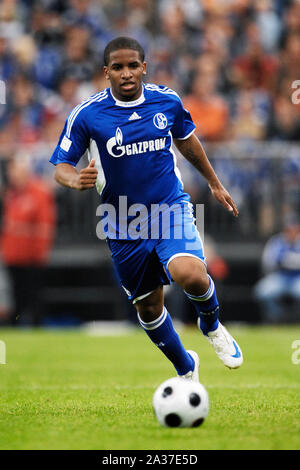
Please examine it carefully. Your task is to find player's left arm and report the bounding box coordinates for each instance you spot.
[174,133,239,217]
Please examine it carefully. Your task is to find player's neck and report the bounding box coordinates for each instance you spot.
[110,84,145,107]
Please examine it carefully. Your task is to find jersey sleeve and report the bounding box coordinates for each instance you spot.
[171,97,196,140]
[49,110,90,167]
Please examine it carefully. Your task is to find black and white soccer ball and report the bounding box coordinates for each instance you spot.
[153,377,209,428]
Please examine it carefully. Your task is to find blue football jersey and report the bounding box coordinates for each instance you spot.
[50,83,196,238]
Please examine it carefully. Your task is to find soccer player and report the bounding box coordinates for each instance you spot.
[50,37,243,381]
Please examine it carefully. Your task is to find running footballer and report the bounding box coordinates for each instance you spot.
[50,37,243,381]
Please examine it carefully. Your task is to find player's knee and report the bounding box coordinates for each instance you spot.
[168,257,209,295]
[135,287,164,323]
[175,267,209,296]
[136,301,162,323]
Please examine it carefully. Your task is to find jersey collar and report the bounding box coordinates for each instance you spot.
[110,85,145,107]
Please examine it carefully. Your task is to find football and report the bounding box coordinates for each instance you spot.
[153,377,209,428]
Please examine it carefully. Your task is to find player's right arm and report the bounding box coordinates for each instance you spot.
[50,104,98,190]
[54,159,98,191]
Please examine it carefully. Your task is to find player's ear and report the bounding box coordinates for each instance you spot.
[142,62,147,75]
[103,66,110,80]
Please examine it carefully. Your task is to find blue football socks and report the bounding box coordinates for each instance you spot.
[138,306,194,376]
[185,275,220,335]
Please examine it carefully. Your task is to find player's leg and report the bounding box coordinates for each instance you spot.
[168,255,243,369]
[134,285,199,380]
[168,256,219,335]
[107,238,199,379]
[155,202,219,335]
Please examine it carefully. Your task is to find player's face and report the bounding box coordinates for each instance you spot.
[104,49,146,101]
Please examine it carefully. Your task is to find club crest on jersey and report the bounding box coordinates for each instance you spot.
[106,127,166,158]
[153,113,168,130]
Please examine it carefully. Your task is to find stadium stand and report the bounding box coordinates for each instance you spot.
[0,0,299,325]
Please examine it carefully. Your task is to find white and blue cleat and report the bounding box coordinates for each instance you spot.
[198,320,243,369]
[179,350,200,382]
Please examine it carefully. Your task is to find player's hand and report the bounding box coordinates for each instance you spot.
[209,183,239,217]
[77,159,98,190]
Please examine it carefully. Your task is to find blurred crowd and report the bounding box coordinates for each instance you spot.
[0,0,298,231]
[0,0,298,242]
[0,0,299,325]
[0,0,299,152]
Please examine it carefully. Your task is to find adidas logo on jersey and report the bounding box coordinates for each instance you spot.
[128,112,141,121]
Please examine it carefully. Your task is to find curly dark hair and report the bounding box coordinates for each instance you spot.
[103,37,145,66]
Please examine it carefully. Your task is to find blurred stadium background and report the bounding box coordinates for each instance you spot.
[0,0,299,328]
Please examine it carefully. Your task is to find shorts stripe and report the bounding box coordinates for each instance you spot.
[166,252,207,269]
[132,289,156,304]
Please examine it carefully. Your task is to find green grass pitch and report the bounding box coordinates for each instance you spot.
[0,324,300,450]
